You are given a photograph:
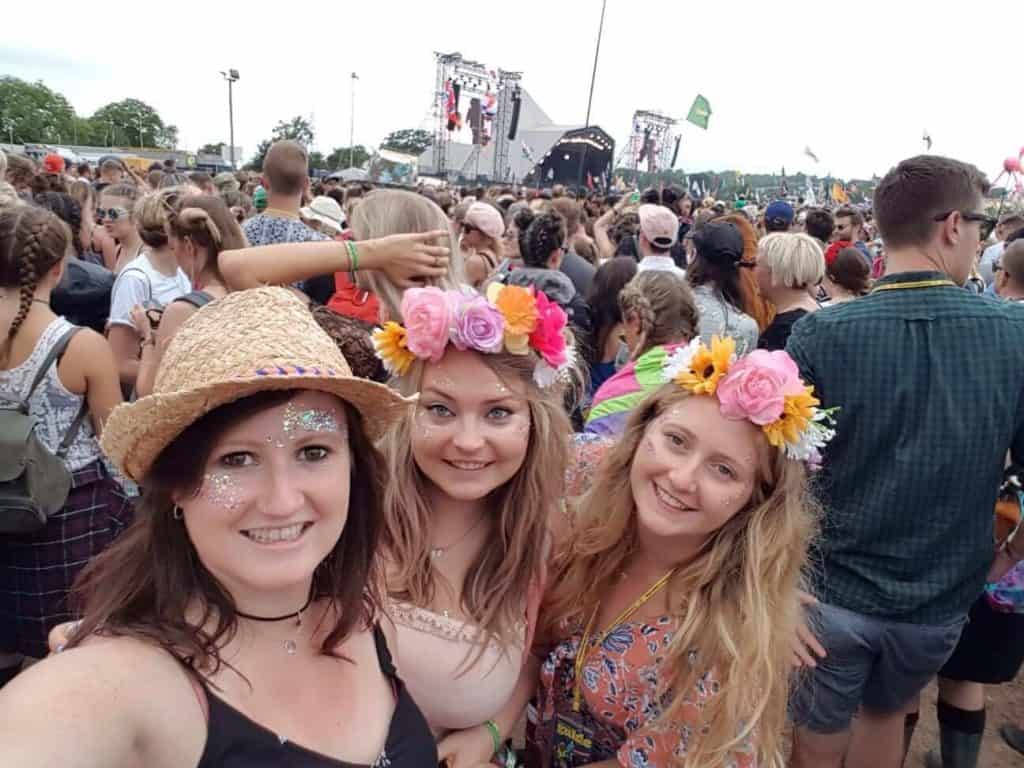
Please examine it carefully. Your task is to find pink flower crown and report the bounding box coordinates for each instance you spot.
[371,285,574,388]
[662,336,836,462]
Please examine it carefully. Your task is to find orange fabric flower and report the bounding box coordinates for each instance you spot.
[492,284,539,337]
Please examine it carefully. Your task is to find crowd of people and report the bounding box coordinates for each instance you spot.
[1,140,1023,768]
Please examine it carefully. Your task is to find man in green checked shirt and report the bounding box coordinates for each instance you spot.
[786,155,1024,768]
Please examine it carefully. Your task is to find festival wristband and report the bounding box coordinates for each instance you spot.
[483,719,502,754]
[345,240,359,273]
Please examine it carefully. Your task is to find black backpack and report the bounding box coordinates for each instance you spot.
[0,327,90,534]
[51,257,115,333]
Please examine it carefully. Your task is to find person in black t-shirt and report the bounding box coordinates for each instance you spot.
[754,232,825,351]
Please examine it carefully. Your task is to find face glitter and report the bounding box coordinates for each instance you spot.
[203,472,241,511]
[281,403,341,439]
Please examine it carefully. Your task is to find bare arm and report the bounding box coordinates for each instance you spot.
[220,230,452,292]
[133,302,194,398]
[106,324,139,391]
[0,642,203,768]
[594,210,616,261]
[76,330,124,434]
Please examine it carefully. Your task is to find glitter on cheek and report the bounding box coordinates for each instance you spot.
[202,472,243,511]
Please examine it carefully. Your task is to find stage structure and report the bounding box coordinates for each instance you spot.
[423,51,613,186]
[616,110,678,174]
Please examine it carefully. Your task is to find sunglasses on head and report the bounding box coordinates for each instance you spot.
[96,206,130,221]
[933,209,998,240]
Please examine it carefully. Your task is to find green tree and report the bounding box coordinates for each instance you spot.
[308,151,326,171]
[198,142,225,155]
[87,98,173,148]
[326,145,371,170]
[243,116,316,171]
[380,128,432,156]
[0,76,76,145]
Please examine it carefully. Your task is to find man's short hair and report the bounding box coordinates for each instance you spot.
[998,212,1024,231]
[100,158,122,175]
[1000,241,1024,285]
[262,140,309,196]
[804,208,834,243]
[834,206,865,227]
[874,155,990,249]
[550,197,582,237]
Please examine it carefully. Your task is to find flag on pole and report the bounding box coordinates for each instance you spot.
[831,182,848,204]
[686,95,712,130]
[351,72,359,80]
[923,130,932,151]
[803,146,820,163]
[521,141,535,163]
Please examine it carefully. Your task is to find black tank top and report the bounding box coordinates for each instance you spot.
[197,625,437,767]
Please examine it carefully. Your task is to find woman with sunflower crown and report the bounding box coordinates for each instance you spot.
[528,335,828,767]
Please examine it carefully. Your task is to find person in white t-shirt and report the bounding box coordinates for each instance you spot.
[980,213,1024,285]
[636,204,686,278]
[106,190,190,391]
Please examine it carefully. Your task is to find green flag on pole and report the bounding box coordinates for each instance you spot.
[686,95,712,130]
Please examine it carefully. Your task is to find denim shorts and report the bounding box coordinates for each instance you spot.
[789,601,966,734]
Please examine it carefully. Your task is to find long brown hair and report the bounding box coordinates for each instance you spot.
[380,351,571,659]
[543,383,817,767]
[0,205,69,366]
[68,390,386,677]
[717,213,775,331]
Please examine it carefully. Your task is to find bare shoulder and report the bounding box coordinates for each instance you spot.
[0,636,205,767]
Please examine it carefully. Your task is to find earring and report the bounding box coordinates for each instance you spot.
[172,505,184,521]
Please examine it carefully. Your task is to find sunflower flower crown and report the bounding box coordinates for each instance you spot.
[662,335,837,463]
[372,284,574,388]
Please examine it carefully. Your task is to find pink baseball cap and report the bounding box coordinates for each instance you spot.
[464,202,505,241]
[638,204,679,248]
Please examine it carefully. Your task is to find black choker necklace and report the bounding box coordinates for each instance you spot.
[235,591,314,623]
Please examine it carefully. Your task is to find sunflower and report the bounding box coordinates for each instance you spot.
[675,335,735,395]
[763,386,820,448]
[371,322,416,376]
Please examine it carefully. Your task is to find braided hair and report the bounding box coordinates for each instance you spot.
[33,191,84,257]
[617,271,698,359]
[0,206,69,365]
[520,212,567,268]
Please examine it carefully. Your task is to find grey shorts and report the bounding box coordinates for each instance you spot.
[790,601,966,734]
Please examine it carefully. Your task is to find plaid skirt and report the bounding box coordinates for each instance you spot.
[0,460,134,658]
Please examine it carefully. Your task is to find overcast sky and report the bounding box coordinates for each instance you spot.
[3,0,1021,184]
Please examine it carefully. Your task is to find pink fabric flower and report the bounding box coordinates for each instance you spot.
[451,294,505,353]
[400,287,452,362]
[528,291,569,368]
[717,349,804,425]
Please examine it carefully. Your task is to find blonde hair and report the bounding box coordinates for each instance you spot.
[618,271,699,358]
[543,383,817,767]
[134,187,184,249]
[349,189,464,320]
[758,232,825,289]
[380,349,571,661]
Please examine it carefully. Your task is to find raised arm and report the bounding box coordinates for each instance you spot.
[220,230,453,292]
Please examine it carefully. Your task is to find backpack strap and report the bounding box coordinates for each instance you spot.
[173,290,214,310]
[26,326,81,402]
[115,266,154,303]
[25,326,88,460]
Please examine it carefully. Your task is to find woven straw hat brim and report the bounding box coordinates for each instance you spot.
[102,373,414,484]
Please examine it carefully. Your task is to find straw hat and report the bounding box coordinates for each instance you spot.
[102,287,414,483]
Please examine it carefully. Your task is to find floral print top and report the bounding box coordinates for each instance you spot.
[529,616,756,768]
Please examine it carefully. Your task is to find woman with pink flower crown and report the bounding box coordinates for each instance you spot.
[525,335,827,768]
[370,282,578,767]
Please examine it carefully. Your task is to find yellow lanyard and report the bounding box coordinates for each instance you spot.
[871,278,956,294]
[572,568,677,712]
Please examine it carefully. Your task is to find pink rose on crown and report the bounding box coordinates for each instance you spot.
[400,286,453,362]
[716,349,805,425]
[451,294,505,353]
[528,290,569,368]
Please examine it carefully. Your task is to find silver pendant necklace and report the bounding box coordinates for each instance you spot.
[235,592,313,655]
[429,512,487,560]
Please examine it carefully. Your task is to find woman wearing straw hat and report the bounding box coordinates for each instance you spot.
[0,287,438,767]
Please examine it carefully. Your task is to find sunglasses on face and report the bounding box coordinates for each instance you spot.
[933,210,998,240]
[96,206,130,221]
